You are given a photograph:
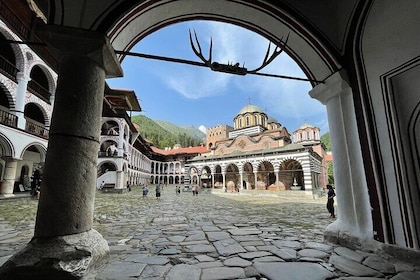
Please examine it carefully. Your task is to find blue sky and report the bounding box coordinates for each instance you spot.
[106,21,328,135]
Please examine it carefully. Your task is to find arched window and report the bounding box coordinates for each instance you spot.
[246,116,250,126]
[239,119,242,128]
[254,115,258,125]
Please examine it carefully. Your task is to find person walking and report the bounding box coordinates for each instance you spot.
[98,181,105,190]
[156,184,161,200]
[326,184,336,218]
[142,185,149,198]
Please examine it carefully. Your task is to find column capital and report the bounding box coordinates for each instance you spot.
[16,72,30,82]
[309,69,351,105]
[35,24,123,78]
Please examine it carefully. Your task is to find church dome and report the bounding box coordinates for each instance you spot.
[298,123,314,129]
[238,104,264,115]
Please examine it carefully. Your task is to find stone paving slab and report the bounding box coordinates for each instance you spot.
[0,187,419,279]
[201,266,246,280]
[253,262,336,280]
[329,254,384,277]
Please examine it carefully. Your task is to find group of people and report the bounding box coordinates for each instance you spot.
[142,184,161,199]
[100,182,336,219]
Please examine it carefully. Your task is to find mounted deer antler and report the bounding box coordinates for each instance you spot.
[115,30,322,83]
[247,34,289,74]
[189,29,289,76]
[189,29,212,67]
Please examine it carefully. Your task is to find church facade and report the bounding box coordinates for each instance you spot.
[186,103,327,194]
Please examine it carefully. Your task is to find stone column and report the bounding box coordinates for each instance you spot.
[302,168,312,191]
[118,124,124,157]
[0,25,122,279]
[13,72,30,130]
[310,70,373,245]
[1,159,18,196]
[222,172,226,190]
[254,171,258,189]
[239,172,244,189]
[274,168,280,190]
[116,170,124,189]
[211,174,215,188]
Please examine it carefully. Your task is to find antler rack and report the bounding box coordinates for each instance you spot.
[114,30,323,84]
[189,29,289,76]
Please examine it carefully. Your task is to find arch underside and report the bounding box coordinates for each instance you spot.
[105,1,340,85]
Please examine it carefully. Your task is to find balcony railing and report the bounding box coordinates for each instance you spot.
[0,109,18,127]
[28,80,51,104]
[0,2,59,70]
[25,119,49,139]
[98,151,118,158]
[0,55,18,81]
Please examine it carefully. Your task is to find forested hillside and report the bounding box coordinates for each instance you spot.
[131,115,205,149]
[321,132,331,151]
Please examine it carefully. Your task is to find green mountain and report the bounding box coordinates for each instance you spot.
[321,132,331,151]
[154,120,205,141]
[131,115,205,149]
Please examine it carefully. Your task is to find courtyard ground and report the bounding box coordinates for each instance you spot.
[0,186,419,279]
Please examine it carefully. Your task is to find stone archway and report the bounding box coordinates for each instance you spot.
[225,163,239,192]
[242,162,254,189]
[200,166,212,188]
[8,1,420,277]
[280,159,304,190]
[256,161,275,190]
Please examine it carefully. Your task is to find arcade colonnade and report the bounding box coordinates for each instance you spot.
[150,160,184,185]
[98,117,153,189]
[186,150,321,192]
[0,20,55,196]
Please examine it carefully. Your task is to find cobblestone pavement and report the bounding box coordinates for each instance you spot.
[0,186,419,279]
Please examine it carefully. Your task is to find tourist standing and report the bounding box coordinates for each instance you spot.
[156,184,161,199]
[326,184,336,218]
[143,185,149,198]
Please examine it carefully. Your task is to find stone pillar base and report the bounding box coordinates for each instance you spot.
[324,221,374,252]
[0,229,109,279]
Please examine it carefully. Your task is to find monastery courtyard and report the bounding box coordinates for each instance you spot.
[0,188,419,280]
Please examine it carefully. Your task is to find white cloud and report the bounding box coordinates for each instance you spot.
[163,66,230,99]
[131,20,327,130]
[199,125,207,134]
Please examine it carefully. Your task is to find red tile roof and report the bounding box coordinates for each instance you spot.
[151,146,208,155]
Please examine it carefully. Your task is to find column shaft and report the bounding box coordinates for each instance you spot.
[1,159,18,195]
[35,54,104,237]
[14,72,30,130]
[310,70,373,242]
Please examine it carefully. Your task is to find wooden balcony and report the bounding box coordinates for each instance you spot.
[25,119,49,139]
[28,80,51,104]
[0,55,18,82]
[0,109,18,127]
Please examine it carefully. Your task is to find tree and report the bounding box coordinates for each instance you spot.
[327,161,334,185]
